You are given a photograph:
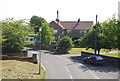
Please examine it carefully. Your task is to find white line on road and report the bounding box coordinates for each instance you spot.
[65,66,70,72]
[41,63,46,71]
[65,66,74,80]
[70,75,73,79]
[84,65,100,79]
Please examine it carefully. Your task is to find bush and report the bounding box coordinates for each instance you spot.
[56,36,74,54]
[1,18,34,53]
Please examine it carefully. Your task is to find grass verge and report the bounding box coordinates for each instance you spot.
[101,53,120,58]
[69,48,117,54]
[0,60,46,80]
[69,48,95,54]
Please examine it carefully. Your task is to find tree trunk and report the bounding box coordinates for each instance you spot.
[98,49,100,55]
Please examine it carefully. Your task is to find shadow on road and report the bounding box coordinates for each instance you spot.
[69,56,118,73]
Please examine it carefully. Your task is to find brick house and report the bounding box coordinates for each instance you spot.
[50,11,93,40]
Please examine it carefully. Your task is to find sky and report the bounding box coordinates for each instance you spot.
[0,0,119,23]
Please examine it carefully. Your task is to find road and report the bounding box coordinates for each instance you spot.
[28,50,118,79]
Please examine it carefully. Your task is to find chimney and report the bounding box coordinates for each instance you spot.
[56,10,60,22]
[77,18,80,24]
[72,18,80,29]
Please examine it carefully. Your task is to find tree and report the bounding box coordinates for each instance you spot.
[36,22,55,45]
[56,36,74,54]
[1,18,34,53]
[30,15,54,45]
[115,20,120,49]
[79,16,119,54]
[30,15,47,33]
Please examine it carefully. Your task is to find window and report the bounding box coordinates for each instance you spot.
[80,30,87,33]
[54,29,58,33]
[67,30,71,33]
[84,30,87,33]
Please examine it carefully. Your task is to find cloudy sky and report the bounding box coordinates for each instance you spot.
[0,0,119,23]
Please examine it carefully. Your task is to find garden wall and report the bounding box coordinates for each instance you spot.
[3,51,27,57]
[81,51,120,68]
[1,53,37,64]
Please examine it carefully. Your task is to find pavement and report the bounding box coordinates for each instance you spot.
[27,50,119,79]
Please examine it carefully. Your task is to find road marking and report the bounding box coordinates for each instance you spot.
[65,66,69,72]
[65,66,74,80]
[41,63,46,71]
[84,65,100,79]
[70,75,73,79]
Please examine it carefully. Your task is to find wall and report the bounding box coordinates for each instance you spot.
[3,51,27,57]
[1,54,37,64]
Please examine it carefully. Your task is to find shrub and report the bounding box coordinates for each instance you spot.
[56,36,74,54]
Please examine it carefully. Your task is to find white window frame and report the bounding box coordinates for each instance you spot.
[54,29,58,33]
[67,29,71,33]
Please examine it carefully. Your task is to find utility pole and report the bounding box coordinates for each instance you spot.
[95,15,98,54]
[38,28,42,74]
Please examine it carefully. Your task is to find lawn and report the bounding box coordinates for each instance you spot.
[0,60,46,80]
[69,48,117,54]
[69,48,120,58]
[69,48,96,54]
[101,53,120,58]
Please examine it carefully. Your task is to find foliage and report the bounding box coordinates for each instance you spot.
[56,36,74,53]
[30,15,46,33]
[41,23,54,45]
[30,15,54,45]
[79,16,119,54]
[1,18,34,53]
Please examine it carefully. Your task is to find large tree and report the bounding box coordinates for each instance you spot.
[30,15,54,45]
[79,16,119,54]
[36,22,55,45]
[30,15,47,33]
[1,18,34,53]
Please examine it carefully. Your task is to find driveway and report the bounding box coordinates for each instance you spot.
[28,50,119,79]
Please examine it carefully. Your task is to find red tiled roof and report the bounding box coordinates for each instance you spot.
[60,21,93,29]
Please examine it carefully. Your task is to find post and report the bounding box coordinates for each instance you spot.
[95,15,98,54]
[38,28,42,74]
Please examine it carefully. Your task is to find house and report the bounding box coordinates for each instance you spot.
[26,34,37,43]
[50,11,93,40]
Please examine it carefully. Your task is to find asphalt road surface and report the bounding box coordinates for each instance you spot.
[28,50,118,79]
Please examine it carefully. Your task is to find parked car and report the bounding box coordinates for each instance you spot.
[83,55,104,65]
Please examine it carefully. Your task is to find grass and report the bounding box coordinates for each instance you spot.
[0,60,46,80]
[69,48,117,54]
[69,48,120,58]
[69,48,94,54]
[101,53,120,58]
